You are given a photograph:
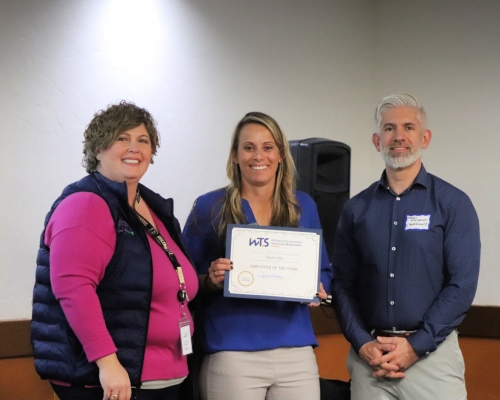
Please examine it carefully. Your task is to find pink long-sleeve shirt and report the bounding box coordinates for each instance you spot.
[45,192,198,382]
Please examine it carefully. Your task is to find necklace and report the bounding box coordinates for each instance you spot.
[135,188,141,207]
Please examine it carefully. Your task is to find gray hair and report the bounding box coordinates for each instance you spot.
[374,93,427,132]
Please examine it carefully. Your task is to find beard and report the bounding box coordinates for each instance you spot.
[380,144,421,170]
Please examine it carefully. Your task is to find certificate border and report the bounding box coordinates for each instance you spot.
[224,224,322,303]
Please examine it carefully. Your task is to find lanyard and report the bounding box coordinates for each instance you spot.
[135,210,189,305]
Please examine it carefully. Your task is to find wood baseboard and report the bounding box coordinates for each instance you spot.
[456,306,500,338]
[1,305,499,359]
[310,305,500,338]
[0,319,32,359]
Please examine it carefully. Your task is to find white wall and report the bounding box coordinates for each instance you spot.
[1,0,498,320]
[373,0,500,305]
[0,0,375,319]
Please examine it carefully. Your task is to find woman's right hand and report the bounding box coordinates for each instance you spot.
[206,258,233,289]
[96,353,131,400]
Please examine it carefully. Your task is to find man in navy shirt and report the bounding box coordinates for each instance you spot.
[332,93,480,399]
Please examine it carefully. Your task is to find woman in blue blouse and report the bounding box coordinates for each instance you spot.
[183,112,332,400]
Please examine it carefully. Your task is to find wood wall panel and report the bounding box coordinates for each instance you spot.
[0,357,54,400]
[311,305,500,337]
[0,305,498,400]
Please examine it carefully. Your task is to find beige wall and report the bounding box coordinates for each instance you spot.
[373,0,500,305]
[0,0,375,320]
[1,0,499,320]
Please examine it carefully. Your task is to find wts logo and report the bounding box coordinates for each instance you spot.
[249,237,269,247]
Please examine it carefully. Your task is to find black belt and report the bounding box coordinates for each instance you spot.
[371,329,416,339]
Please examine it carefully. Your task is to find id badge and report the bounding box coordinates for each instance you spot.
[179,315,193,356]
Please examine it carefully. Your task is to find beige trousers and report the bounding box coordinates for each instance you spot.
[347,330,467,400]
[200,346,320,400]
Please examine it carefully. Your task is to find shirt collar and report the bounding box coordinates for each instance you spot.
[241,197,257,224]
[376,164,430,193]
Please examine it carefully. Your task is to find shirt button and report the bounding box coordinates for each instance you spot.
[390,273,394,277]
[392,247,396,251]
[396,197,401,201]
[390,301,394,305]
[394,221,398,225]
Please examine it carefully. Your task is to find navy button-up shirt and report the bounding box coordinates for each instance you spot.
[332,165,480,356]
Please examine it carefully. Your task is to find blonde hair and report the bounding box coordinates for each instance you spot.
[218,112,300,236]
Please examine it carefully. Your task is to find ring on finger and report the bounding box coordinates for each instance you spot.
[110,395,118,400]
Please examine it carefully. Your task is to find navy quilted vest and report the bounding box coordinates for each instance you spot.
[31,172,185,386]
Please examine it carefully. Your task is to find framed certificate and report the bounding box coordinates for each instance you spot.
[223,224,322,303]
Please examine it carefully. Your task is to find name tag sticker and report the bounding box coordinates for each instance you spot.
[405,215,431,230]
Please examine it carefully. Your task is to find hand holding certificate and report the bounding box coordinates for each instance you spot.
[224,224,322,303]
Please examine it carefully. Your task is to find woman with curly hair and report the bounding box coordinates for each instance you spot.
[31,101,198,400]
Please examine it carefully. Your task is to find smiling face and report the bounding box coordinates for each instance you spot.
[233,123,283,191]
[372,106,431,171]
[96,123,152,185]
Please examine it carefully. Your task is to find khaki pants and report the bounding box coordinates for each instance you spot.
[347,330,467,400]
[200,346,320,400]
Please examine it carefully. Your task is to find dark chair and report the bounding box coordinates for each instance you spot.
[319,378,350,400]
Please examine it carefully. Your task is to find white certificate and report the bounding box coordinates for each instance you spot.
[223,224,322,303]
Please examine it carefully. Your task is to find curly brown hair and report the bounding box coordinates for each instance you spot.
[82,101,160,173]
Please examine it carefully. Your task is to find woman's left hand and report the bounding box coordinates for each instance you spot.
[96,353,131,400]
[206,258,232,289]
[309,282,327,307]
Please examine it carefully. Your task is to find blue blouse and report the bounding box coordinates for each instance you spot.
[183,188,332,353]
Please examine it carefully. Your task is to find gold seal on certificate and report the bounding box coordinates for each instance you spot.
[238,271,254,286]
[224,224,322,303]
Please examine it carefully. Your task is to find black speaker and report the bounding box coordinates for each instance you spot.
[289,138,351,260]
